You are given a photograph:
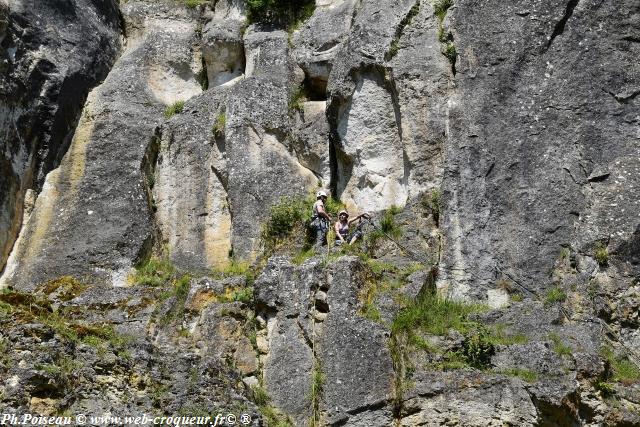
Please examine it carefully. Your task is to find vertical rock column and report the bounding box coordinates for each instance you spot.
[0,0,121,273]
[1,1,204,289]
[326,0,450,214]
[226,29,318,260]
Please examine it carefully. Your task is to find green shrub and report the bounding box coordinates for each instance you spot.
[247,0,315,29]
[180,0,206,8]
[421,190,441,225]
[602,347,640,385]
[213,111,226,138]
[164,100,185,118]
[595,242,609,267]
[131,257,176,287]
[310,361,324,426]
[391,290,487,337]
[261,196,310,249]
[544,286,567,306]
[289,84,307,112]
[462,325,495,368]
[443,42,456,66]
[433,0,453,21]
[380,205,402,236]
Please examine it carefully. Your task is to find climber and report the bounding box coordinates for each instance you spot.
[334,210,370,246]
[311,190,332,249]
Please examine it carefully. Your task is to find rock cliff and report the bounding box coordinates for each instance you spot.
[0,0,639,425]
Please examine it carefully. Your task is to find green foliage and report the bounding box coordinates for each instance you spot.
[544,286,567,306]
[502,368,538,383]
[260,194,345,255]
[212,259,254,281]
[366,259,398,275]
[252,386,293,427]
[261,196,311,251]
[422,190,441,225]
[131,256,176,287]
[37,355,82,378]
[433,0,454,21]
[227,287,254,304]
[443,42,456,65]
[292,248,315,265]
[431,351,469,371]
[602,348,640,385]
[310,362,324,426]
[289,84,307,112]
[247,0,315,30]
[367,206,403,253]
[510,293,524,302]
[489,324,529,346]
[386,1,420,60]
[595,242,609,267]
[548,333,572,356]
[391,290,487,337]
[324,196,346,217]
[213,111,226,138]
[156,274,193,326]
[180,0,206,8]
[594,380,615,396]
[164,100,185,118]
[462,325,495,368]
[39,276,88,301]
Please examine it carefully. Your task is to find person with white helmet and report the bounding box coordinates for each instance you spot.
[334,209,369,245]
[311,190,332,249]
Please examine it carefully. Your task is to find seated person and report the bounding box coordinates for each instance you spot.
[334,210,369,245]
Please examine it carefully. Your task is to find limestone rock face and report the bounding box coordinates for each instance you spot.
[438,0,640,299]
[1,0,639,425]
[326,0,449,213]
[1,1,203,288]
[226,28,318,259]
[0,0,121,272]
[154,90,231,271]
[255,257,395,427]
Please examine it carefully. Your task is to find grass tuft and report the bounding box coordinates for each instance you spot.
[213,111,226,138]
[130,257,176,287]
[391,290,487,337]
[164,100,185,118]
[501,368,538,383]
[594,242,609,267]
[433,0,453,21]
[544,286,567,306]
[548,332,572,356]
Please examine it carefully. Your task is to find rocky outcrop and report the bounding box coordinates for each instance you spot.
[325,0,449,213]
[255,256,395,427]
[0,0,121,272]
[438,0,640,299]
[1,1,204,289]
[1,0,639,425]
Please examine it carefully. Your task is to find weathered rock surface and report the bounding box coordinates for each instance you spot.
[1,1,203,289]
[439,0,640,299]
[1,0,639,425]
[326,0,449,213]
[154,89,231,271]
[0,0,121,272]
